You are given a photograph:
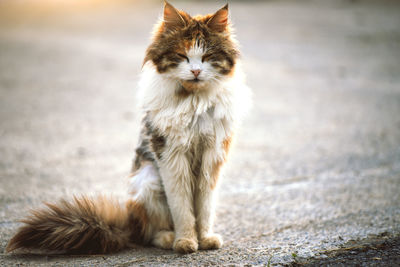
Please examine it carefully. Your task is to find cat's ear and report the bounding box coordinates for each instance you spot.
[207,4,229,32]
[163,1,186,30]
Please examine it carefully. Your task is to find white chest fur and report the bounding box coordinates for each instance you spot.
[137,62,250,152]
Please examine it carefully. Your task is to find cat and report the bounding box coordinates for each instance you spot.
[6,1,250,254]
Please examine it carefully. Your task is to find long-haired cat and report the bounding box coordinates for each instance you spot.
[6,1,250,254]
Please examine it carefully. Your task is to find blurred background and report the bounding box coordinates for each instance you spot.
[0,0,399,265]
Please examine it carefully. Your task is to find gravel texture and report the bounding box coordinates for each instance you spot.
[0,0,400,266]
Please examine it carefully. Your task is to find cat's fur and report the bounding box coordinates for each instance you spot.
[6,1,250,254]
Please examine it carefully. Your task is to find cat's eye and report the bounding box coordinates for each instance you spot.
[177,53,189,63]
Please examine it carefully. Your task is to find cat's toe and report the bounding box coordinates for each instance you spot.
[173,238,198,254]
[199,234,223,250]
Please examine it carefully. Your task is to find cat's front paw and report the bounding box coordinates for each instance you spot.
[199,234,223,250]
[173,238,198,254]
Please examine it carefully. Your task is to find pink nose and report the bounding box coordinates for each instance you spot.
[191,69,201,78]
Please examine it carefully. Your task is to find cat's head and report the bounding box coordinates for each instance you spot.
[144,1,239,92]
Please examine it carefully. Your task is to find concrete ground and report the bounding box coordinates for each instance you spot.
[0,0,399,265]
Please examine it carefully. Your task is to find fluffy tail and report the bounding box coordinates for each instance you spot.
[6,196,147,254]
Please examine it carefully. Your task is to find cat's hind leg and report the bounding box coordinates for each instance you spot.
[152,230,175,249]
[129,163,174,248]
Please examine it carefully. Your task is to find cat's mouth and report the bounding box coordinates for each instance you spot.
[180,78,207,92]
[187,78,201,83]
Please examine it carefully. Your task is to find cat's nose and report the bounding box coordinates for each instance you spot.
[191,69,201,78]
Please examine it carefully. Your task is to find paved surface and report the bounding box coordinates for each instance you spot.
[293,233,400,266]
[0,0,400,266]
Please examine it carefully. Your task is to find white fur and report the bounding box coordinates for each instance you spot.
[134,55,251,250]
[129,164,173,238]
[137,60,250,149]
[129,164,161,202]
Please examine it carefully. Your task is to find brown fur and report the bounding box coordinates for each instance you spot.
[150,130,166,160]
[6,196,146,254]
[132,112,158,173]
[126,200,149,244]
[175,85,193,98]
[143,3,238,76]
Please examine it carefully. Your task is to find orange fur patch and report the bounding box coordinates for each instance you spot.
[222,135,233,159]
[210,135,233,189]
[180,80,209,92]
[210,160,223,190]
[183,39,195,51]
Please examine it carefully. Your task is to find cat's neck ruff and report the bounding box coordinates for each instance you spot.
[137,62,250,124]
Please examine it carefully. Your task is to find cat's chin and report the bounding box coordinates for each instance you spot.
[180,80,209,92]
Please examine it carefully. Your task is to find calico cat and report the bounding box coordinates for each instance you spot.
[6,1,250,254]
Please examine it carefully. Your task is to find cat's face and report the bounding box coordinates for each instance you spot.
[144,2,239,92]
